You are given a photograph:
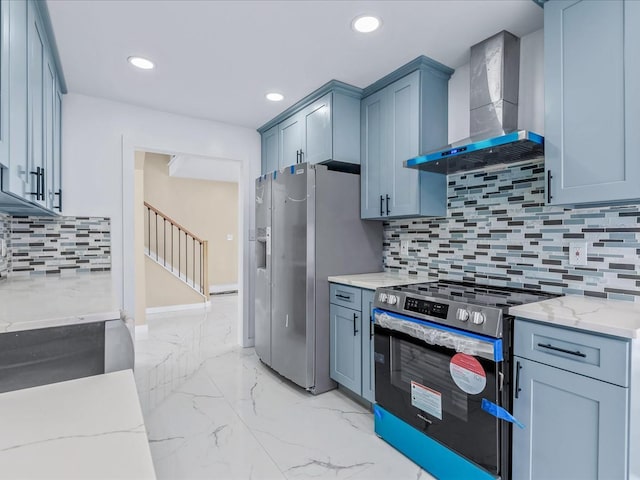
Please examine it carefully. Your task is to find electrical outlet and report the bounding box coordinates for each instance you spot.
[400,240,409,256]
[226,234,234,241]
[569,242,588,266]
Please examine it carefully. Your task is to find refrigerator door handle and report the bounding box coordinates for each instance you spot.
[266,226,271,256]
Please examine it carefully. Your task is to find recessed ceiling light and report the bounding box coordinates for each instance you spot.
[128,56,155,70]
[266,92,284,102]
[352,15,381,33]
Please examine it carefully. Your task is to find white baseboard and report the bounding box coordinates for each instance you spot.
[210,283,238,294]
[135,324,149,340]
[146,301,211,315]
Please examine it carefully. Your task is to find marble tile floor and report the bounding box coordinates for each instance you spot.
[134,294,434,480]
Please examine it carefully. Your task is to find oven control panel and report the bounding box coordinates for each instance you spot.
[404,297,449,320]
[374,287,503,338]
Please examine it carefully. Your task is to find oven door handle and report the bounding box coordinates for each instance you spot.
[373,308,503,362]
[370,314,374,339]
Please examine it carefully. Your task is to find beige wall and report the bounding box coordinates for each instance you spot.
[143,152,239,288]
[145,256,203,307]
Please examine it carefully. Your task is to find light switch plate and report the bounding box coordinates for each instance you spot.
[569,242,588,266]
[226,234,234,241]
[400,240,409,256]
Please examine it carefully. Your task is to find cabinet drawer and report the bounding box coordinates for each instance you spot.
[514,319,630,387]
[330,283,362,310]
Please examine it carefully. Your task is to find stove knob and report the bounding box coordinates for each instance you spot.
[379,293,388,303]
[456,308,469,322]
[471,311,486,325]
[387,294,398,305]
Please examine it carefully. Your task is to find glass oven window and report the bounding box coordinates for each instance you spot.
[391,336,469,422]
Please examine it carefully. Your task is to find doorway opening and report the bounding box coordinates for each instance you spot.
[133,150,240,323]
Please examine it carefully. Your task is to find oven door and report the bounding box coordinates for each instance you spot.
[374,309,509,477]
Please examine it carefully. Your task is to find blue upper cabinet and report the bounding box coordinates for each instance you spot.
[27,0,46,207]
[361,89,385,218]
[261,125,279,175]
[258,81,362,174]
[360,57,453,220]
[0,1,9,169]
[301,93,332,165]
[5,0,28,199]
[545,0,640,205]
[0,0,65,215]
[278,111,303,169]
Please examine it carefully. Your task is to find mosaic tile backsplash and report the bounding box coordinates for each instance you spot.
[384,157,640,301]
[0,213,9,278]
[9,216,111,276]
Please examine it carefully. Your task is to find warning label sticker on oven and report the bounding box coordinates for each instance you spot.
[450,353,486,395]
[411,381,442,420]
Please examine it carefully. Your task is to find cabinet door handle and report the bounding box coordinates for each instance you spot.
[547,170,552,204]
[299,149,304,164]
[335,293,351,300]
[54,189,62,211]
[353,313,359,336]
[386,194,390,215]
[380,195,384,216]
[537,343,586,358]
[295,150,300,164]
[40,168,45,201]
[515,361,522,399]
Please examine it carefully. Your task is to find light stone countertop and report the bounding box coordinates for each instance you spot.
[328,272,432,290]
[0,272,121,333]
[509,295,640,339]
[0,369,155,479]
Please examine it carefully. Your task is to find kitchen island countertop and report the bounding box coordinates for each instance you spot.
[509,295,640,339]
[0,272,121,333]
[328,272,432,290]
[0,369,155,479]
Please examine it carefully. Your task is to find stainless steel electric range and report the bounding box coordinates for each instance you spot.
[372,280,558,480]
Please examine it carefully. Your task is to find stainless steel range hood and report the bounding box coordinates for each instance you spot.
[405,31,543,174]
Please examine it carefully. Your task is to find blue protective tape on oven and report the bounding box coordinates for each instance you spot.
[290,165,294,174]
[374,404,497,480]
[481,399,525,429]
[273,171,277,180]
[373,308,503,362]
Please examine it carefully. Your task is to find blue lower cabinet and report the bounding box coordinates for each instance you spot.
[513,318,632,479]
[512,356,628,480]
[374,405,495,480]
[329,285,376,402]
[329,303,362,393]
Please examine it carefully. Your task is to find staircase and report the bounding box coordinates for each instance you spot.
[144,202,209,299]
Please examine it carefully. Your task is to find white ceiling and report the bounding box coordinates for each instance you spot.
[47,0,543,130]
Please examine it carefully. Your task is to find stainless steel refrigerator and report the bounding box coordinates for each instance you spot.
[255,163,382,394]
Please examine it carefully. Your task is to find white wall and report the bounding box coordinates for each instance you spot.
[62,93,260,346]
[448,28,544,143]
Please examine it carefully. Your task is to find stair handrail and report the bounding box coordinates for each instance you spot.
[144,202,206,244]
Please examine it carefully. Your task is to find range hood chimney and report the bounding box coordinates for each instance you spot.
[405,31,543,174]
